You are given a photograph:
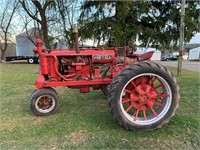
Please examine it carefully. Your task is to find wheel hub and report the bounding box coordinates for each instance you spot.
[130,84,157,110]
[139,95,148,102]
[38,96,52,110]
[42,99,50,107]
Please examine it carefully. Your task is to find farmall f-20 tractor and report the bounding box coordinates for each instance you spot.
[29,29,179,131]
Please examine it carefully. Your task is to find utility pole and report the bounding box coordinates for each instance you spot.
[177,0,185,76]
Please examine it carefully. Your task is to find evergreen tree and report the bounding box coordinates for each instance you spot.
[79,1,199,48]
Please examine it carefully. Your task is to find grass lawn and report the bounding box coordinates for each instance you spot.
[0,62,199,150]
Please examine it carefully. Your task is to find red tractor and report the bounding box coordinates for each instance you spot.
[29,29,180,131]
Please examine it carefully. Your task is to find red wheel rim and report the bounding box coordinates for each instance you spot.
[35,95,56,113]
[120,73,172,125]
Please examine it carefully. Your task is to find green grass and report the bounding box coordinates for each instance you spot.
[0,63,199,150]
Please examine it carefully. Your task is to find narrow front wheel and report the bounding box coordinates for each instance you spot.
[29,88,59,116]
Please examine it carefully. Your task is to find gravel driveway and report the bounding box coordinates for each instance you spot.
[154,60,200,72]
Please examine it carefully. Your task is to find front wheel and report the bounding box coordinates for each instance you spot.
[108,61,180,131]
[29,88,59,116]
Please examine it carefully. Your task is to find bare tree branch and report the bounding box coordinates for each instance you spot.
[0,2,9,31]
[0,0,19,60]
[43,0,54,11]
[5,1,19,33]
[18,0,41,23]
[31,0,42,12]
[19,0,57,48]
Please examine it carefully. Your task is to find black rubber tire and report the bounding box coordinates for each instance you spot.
[100,64,110,96]
[107,61,180,131]
[100,64,110,77]
[101,85,109,96]
[29,88,59,116]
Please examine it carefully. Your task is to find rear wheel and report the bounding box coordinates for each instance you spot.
[108,61,179,131]
[29,88,59,116]
[100,64,110,96]
[101,85,109,96]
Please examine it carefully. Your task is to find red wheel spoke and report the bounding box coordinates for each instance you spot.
[133,111,136,116]
[145,85,152,92]
[157,93,169,98]
[42,105,46,110]
[154,84,162,90]
[125,89,132,93]
[143,110,147,120]
[126,105,133,112]
[135,78,142,85]
[131,81,137,88]
[154,101,164,107]
[122,98,131,104]
[150,107,158,117]
[135,86,145,95]
[134,109,139,121]
[148,92,157,99]
[149,77,156,85]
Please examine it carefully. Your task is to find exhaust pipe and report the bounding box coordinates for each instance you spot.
[73,27,80,54]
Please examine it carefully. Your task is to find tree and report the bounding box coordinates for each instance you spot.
[56,0,79,48]
[0,0,19,60]
[79,1,199,48]
[17,7,42,46]
[79,1,155,47]
[19,0,82,49]
[19,0,56,49]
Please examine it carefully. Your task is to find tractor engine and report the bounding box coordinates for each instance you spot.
[57,49,115,81]
[34,48,116,93]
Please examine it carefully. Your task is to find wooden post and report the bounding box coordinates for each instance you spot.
[177,0,185,76]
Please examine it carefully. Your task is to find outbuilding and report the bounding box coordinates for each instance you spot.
[185,33,200,50]
[188,46,200,61]
[16,28,41,56]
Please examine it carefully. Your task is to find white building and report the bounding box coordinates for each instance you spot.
[188,46,200,60]
[185,33,200,50]
[16,28,41,56]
